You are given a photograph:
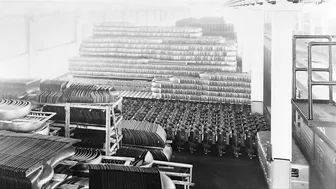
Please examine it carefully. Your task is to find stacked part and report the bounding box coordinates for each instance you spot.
[120,120,166,147]
[0,99,31,120]
[36,80,118,103]
[152,72,251,104]
[0,131,78,189]
[37,80,68,103]
[175,17,236,39]
[0,78,41,99]
[88,164,175,189]
[0,99,55,133]
[41,105,121,126]
[68,22,249,104]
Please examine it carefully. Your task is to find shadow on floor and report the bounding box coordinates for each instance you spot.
[171,146,268,189]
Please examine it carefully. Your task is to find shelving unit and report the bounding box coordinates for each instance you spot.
[35,97,123,156]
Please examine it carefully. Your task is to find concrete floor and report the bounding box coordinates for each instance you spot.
[171,146,268,189]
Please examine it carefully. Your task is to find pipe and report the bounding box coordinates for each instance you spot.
[295,67,330,72]
[328,38,333,104]
[311,81,336,85]
[308,43,313,119]
[292,36,297,100]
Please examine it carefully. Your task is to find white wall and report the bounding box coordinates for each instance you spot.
[0,3,247,79]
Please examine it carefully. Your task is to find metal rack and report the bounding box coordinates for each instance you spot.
[36,97,123,156]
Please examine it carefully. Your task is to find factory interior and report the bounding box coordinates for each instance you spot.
[0,0,335,188]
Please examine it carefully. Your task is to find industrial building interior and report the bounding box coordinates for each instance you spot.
[0,0,335,188]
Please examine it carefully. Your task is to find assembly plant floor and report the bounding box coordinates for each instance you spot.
[171,145,268,189]
[171,144,325,189]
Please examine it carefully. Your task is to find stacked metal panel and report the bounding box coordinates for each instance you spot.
[0,131,78,189]
[68,22,248,103]
[36,80,119,103]
[88,164,163,189]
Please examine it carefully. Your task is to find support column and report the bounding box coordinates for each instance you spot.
[234,8,250,72]
[269,9,298,189]
[244,9,264,114]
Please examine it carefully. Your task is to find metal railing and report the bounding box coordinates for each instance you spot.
[292,35,334,120]
[307,41,336,119]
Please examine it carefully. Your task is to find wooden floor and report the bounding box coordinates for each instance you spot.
[171,146,268,189]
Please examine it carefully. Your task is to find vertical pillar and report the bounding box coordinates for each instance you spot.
[244,9,264,114]
[269,9,297,189]
[233,8,247,72]
[240,9,253,73]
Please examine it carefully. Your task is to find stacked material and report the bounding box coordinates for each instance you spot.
[0,99,55,133]
[68,147,102,177]
[42,105,121,126]
[0,131,78,189]
[112,146,153,166]
[88,165,164,189]
[68,22,248,104]
[0,99,31,120]
[72,129,106,149]
[93,25,203,38]
[62,83,117,103]
[36,80,118,104]
[116,146,169,162]
[120,120,166,148]
[122,98,270,158]
[36,80,68,103]
[78,37,236,63]
[152,72,251,104]
[0,78,41,99]
[176,17,236,39]
[53,148,102,176]
[69,147,102,164]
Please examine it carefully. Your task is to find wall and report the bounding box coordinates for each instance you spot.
[0,15,29,78]
[0,3,225,79]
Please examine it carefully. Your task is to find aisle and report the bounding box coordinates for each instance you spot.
[171,148,268,189]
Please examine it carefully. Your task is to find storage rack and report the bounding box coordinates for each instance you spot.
[36,97,123,156]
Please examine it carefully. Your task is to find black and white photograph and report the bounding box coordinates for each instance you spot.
[0,0,335,188]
